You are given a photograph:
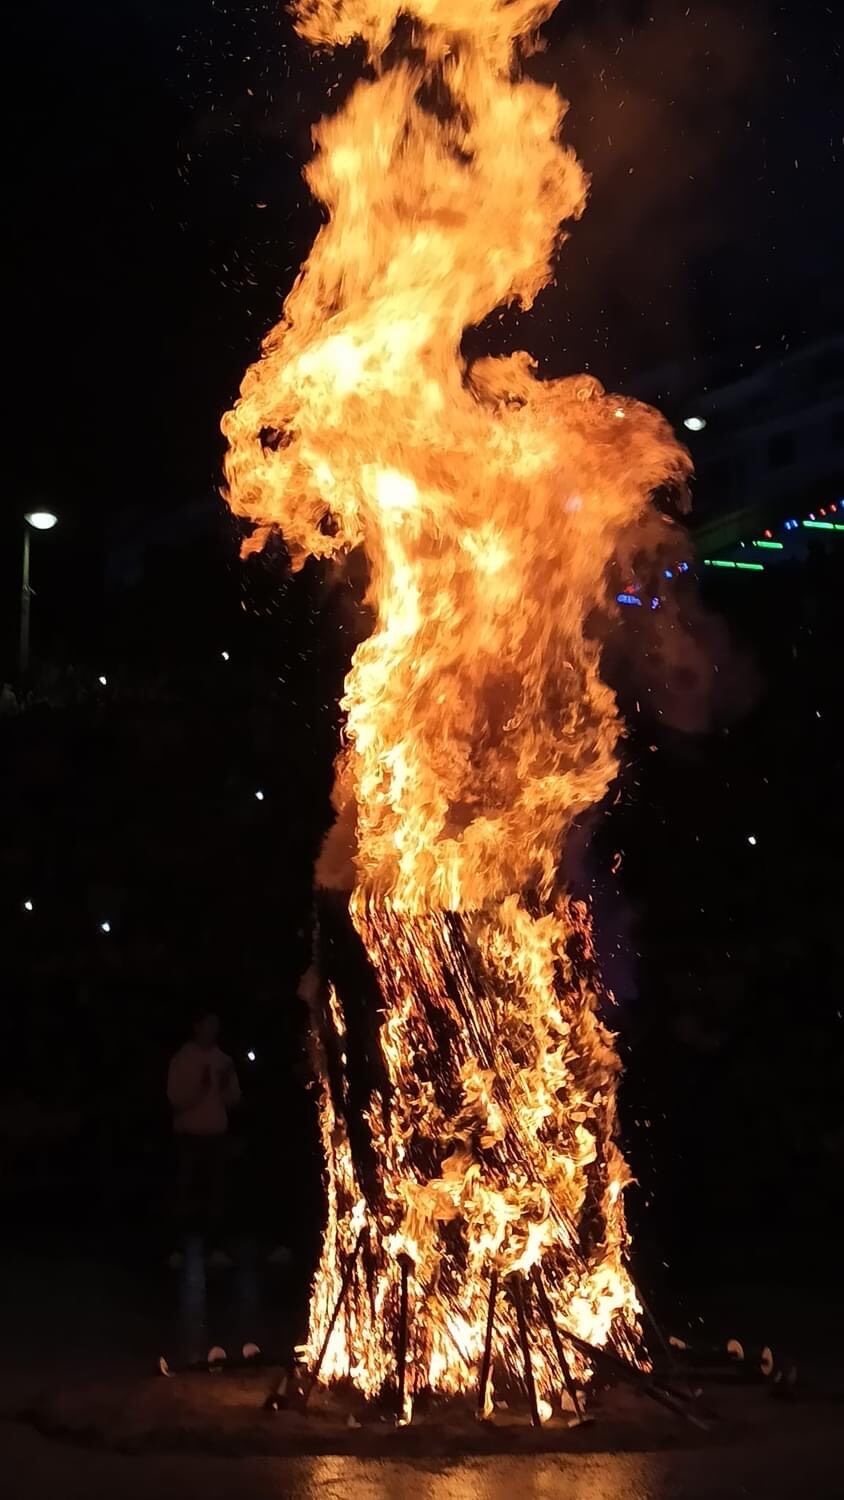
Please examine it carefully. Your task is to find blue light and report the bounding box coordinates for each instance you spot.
[617,593,642,607]
[663,568,674,579]
[678,561,689,573]
[650,597,660,610]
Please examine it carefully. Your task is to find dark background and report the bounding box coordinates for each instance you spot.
[2,0,843,1310]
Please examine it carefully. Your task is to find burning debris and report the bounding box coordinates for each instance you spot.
[223,0,689,1422]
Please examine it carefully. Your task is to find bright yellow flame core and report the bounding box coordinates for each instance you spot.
[224,0,688,1405]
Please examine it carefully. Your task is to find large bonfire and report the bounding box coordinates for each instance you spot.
[223,0,688,1417]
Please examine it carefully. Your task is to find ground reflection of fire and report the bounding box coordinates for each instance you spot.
[223,0,689,1420]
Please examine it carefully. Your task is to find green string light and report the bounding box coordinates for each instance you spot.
[702,506,844,570]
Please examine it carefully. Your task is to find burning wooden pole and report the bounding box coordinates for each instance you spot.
[395,1254,413,1426]
[532,1266,587,1422]
[508,1274,542,1428]
[549,1318,711,1431]
[302,1229,365,1408]
[476,1267,499,1421]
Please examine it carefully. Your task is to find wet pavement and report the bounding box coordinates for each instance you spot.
[2,1239,842,1499]
[6,1423,844,1500]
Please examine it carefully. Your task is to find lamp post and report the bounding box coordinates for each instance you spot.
[20,510,58,680]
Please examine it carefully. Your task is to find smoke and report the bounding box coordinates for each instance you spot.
[618,590,760,734]
[505,0,770,377]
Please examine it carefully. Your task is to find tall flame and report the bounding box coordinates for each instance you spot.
[223,0,689,1411]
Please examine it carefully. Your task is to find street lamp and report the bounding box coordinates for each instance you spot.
[20,510,59,679]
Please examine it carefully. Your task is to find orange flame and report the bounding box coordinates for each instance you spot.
[223,0,688,1413]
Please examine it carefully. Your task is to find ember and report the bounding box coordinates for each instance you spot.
[223,0,689,1419]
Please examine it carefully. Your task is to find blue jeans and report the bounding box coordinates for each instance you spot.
[175,1133,228,1237]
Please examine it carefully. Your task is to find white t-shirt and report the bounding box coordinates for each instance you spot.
[167,1042,241,1136]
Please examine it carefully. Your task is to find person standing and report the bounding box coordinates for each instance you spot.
[167,1010,240,1267]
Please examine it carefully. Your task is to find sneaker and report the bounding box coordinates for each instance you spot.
[168,1250,184,1270]
[206,1248,234,1270]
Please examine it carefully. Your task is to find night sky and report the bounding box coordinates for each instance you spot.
[3,0,843,1287]
[6,0,842,543]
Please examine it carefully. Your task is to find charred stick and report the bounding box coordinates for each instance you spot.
[640,1381,711,1430]
[532,1267,586,1420]
[508,1273,541,1428]
[633,1279,687,1388]
[476,1267,499,1421]
[395,1254,412,1425]
[303,1228,365,1407]
[551,1320,710,1430]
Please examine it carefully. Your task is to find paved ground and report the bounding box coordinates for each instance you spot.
[2,1237,842,1499]
[6,1422,844,1500]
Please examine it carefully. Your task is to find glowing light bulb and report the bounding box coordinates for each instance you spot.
[98,675,107,686]
[221,650,230,662]
[255,789,265,801]
[747,836,757,847]
[683,416,707,432]
[247,1050,256,1063]
[23,899,34,913]
[100,920,112,933]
